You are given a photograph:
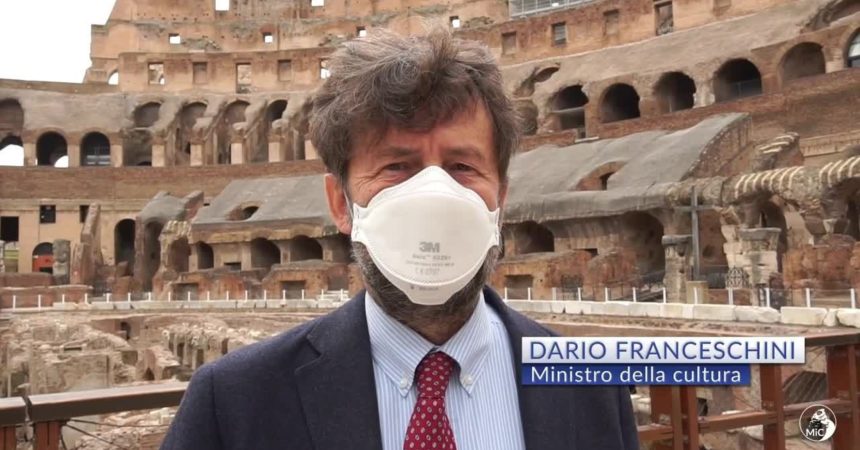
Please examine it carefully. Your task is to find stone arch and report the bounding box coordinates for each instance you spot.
[134,102,161,128]
[713,59,763,102]
[197,242,214,269]
[753,200,789,271]
[250,238,281,269]
[550,85,589,136]
[217,100,249,164]
[81,132,111,167]
[288,235,323,261]
[108,71,119,86]
[168,237,191,273]
[653,72,696,113]
[259,99,289,161]
[599,84,641,123]
[142,221,164,291]
[515,100,538,136]
[514,66,560,97]
[33,242,54,274]
[227,204,260,221]
[780,42,826,83]
[511,221,555,254]
[175,102,207,166]
[0,135,24,166]
[847,28,860,68]
[0,99,24,134]
[115,219,136,272]
[621,212,665,275]
[576,162,625,191]
[143,368,155,381]
[36,132,68,167]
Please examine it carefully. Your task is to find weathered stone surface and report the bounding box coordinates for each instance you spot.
[734,306,780,323]
[780,307,828,326]
[836,309,860,328]
[692,304,736,321]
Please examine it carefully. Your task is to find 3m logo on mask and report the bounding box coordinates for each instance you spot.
[419,242,441,253]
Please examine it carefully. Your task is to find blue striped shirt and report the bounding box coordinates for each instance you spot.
[365,291,526,450]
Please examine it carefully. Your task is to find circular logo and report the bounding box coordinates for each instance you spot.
[799,404,837,442]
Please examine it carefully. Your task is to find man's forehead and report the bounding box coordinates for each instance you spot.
[349,102,493,160]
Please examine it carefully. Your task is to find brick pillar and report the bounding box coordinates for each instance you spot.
[662,235,691,302]
[231,142,245,165]
[190,143,204,166]
[67,144,81,168]
[23,142,36,166]
[152,143,166,167]
[268,141,282,162]
[0,240,5,273]
[110,144,124,167]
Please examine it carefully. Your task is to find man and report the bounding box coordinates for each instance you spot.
[161,29,638,450]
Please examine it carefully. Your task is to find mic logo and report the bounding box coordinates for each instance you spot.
[799,405,837,442]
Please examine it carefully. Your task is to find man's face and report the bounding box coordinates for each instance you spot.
[323,101,507,320]
[324,101,506,232]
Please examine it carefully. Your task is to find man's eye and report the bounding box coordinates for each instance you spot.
[451,163,473,172]
[384,163,407,171]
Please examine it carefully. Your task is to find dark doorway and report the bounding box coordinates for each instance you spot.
[600,84,641,123]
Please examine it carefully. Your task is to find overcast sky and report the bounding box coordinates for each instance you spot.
[0,0,116,165]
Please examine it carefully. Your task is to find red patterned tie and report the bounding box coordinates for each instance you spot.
[403,351,458,450]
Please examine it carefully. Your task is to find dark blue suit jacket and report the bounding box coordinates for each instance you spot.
[161,286,639,449]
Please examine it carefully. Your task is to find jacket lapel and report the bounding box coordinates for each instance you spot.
[294,290,384,450]
[483,286,576,450]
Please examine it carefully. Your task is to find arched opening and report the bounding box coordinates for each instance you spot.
[289,236,323,261]
[551,85,588,136]
[600,84,641,123]
[0,136,24,166]
[781,42,826,83]
[217,101,249,165]
[143,368,155,381]
[176,343,186,364]
[267,100,287,125]
[250,238,281,270]
[512,221,555,254]
[713,59,763,102]
[119,321,132,340]
[134,103,161,128]
[757,201,788,271]
[36,132,68,167]
[0,99,24,132]
[654,72,696,113]
[175,102,207,166]
[622,212,665,275]
[108,71,119,86]
[514,66,559,97]
[197,242,214,269]
[195,348,205,368]
[32,242,54,274]
[114,219,136,273]
[169,238,190,273]
[576,162,625,191]
[848,30,860,68]
[81,132,111,167]
[227,204,259,221]
[142,221,164,291]
[258,100,288,162]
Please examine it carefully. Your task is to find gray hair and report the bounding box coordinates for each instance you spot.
[309,28,520,189]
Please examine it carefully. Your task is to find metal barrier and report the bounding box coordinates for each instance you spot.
[1,330,858,449]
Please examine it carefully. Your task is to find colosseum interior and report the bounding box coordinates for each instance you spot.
[1,0,859,448]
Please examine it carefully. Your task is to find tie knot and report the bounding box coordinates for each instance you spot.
[415,351,456,398]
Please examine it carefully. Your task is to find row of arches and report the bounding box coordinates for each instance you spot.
[0,131,114,167]
[549,36,856,132]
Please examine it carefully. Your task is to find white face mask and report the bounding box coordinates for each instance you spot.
[351,166,501,306]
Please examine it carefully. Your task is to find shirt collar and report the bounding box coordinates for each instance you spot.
[364,290,492,397]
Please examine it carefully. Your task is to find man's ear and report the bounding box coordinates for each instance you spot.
[324,173,353,235]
